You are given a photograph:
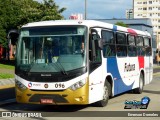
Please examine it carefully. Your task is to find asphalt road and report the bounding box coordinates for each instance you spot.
[0,88,15,101]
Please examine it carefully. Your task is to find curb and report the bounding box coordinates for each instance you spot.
[0,85,15,90]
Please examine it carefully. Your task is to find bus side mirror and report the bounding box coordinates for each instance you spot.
[7,29,19,45]
[98,39,103,49]
[94,39,103,50]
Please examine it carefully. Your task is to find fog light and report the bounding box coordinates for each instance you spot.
[75,97,84,102]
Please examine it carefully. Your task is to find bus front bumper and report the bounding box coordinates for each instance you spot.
[15,82,89,105]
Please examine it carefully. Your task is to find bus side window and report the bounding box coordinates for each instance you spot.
[136,36,145,56]
[101,30,116,57]
[144,37,152,56]
[89,29,101,62]
[128,35,137,57]
[116,32,127,57]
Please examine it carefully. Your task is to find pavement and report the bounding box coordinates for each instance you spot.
[0,78,15,90]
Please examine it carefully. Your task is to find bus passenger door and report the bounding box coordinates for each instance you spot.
[88,29,104,104]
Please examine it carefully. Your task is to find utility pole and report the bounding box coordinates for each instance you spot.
[85,0,87,20]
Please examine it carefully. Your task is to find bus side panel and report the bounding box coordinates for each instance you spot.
[88,65,104,104]
[144,56,153,85]
[107,57,139,95]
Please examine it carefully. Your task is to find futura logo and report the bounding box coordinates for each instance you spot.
[124,63,135,72]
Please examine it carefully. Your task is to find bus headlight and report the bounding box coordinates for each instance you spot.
[15,79,27,90]
[70,78,87,91]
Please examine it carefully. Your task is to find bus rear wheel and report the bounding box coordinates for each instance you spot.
[134,73,144,94]
[94,81,111,107]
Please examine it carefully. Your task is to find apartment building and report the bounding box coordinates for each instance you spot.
[126,9,134,19]
[134,0,160,48]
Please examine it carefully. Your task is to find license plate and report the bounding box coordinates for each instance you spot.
[40,99,53,104]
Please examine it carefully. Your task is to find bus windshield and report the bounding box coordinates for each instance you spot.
[16,26,87,73]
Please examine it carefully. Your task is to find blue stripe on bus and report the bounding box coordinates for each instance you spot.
[107,58,134,95]
[113,25,117,31]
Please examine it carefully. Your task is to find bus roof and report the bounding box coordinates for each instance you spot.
[22,20,151,37]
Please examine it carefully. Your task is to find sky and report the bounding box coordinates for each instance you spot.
[37,0,133,19]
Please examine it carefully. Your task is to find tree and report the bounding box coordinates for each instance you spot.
[115,22,128,27]
[0,25,7,47]
[0,0,66,48]
[39,0,66,21]
[18,0,66,28]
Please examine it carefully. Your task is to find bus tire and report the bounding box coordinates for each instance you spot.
[134,73,144,94]
[94,81,111,107]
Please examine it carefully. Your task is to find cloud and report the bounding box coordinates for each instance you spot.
[37,0,132,19]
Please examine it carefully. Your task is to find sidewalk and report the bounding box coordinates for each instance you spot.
[153,64,160,68]
[0,60,15,89]
[0,78,15,89]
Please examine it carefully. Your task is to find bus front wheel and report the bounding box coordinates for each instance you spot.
[94,81,111,107]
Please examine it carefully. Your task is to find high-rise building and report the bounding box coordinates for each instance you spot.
[133,0,160,49]
[126,9,134,19]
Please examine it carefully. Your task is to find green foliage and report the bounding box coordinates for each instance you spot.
[0,64,15,70]
[115,22,128,27]
[0,64,15,79]
[0,26,7,47]
[0,0,66,48]
[0,73,14,79]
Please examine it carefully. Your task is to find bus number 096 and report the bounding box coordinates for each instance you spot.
[55,83,65,88]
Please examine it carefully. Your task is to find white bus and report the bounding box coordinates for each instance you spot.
[15,20,153,107]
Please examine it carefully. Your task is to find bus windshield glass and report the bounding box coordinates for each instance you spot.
[17,26,87,73]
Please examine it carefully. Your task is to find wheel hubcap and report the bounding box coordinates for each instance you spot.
[103,86,108,100]
[140,77,143,90]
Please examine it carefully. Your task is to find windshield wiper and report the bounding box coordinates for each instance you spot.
[51,59,68,75]
[57,61,68,75]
